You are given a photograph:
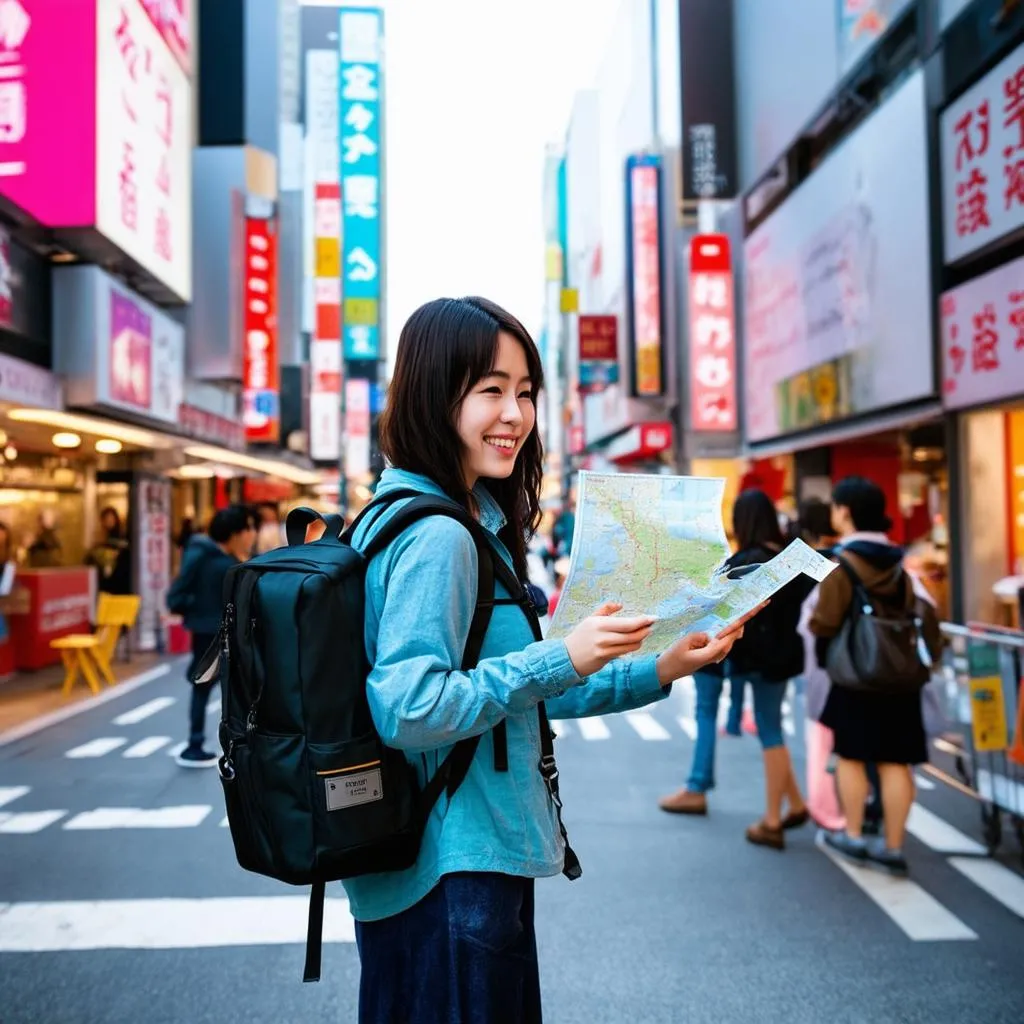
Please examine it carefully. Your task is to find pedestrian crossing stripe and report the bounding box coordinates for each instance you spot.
[0,896,356,951]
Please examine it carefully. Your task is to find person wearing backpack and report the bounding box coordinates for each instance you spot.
[166,504,256,767]
[660,490,812,846]
[810,477,942,876]
[336,296,750,1023]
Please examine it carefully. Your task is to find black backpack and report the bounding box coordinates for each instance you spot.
[192,489,579,982]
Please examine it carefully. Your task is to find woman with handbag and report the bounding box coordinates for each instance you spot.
[810,477,941,877]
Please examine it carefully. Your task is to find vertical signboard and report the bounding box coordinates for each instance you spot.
[344,377,371,478]
[338,7,383,361]
[679,0,737,201]
[625,155,665,397]
[688,234,737,431]
[135,476,171,653]
[577,315,619,391]
[242,217,280,443]
[306,39,342,462]
[941,39,1024,265]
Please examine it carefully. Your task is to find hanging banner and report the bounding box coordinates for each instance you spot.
[688,234,737,431]
[625,155,664,397]
[344,377,371,479]
[578,315,619,391]
[242,217,280,444]
[339,6,383,361]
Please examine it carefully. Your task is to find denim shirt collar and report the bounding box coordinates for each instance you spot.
[375,467,507,536]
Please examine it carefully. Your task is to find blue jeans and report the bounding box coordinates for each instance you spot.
[355,872,542,1023]
[687,671,787,793]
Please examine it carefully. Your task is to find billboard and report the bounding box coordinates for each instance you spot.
[242,217,280,443]
[339,6,382,361]
[625,154,664,398]
[688,234,737,431]
[743,70,932,443]
[0,0,191,301]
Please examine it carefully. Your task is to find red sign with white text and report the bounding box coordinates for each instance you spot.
[688,234,737,431]
[242,217,280,443]
[941,39,1024,264]
[627,157,664,396]
[940,253,1024,410]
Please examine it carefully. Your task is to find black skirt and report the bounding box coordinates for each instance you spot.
[819,684,928,765]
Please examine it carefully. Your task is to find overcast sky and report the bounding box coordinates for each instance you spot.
[381,0,621,359]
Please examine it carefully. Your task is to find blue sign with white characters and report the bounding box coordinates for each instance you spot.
[339,7,383,361]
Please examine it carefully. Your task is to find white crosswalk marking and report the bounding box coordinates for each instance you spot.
[577,717,611,741]
[167,742,187,758]
[906,803,986,856]
[913,773,936,791]
[123,737,172,759]
[112,697,176,726]
[676,716,697,740]
[949,856,1024,920]
[63,806,213,830]
[0,896,356,951]
[0,810,67,834]
[219,816,230,827]
[207,698,221,717]
[0,786,30,809]
[65,738,128,759]
[819,842,977,941]
[625,712,671,741]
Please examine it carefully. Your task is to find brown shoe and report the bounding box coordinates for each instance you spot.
[658,789,707,815]
[782,808,810,831]
[745,820,785,850]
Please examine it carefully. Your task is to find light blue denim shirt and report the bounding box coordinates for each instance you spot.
[343,468,670,922]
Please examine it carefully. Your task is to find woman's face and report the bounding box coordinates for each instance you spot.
[456,331,536,490]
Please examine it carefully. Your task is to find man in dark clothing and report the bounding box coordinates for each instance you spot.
[166,505,257,768]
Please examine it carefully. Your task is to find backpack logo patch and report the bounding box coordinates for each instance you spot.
[326,769,383,810]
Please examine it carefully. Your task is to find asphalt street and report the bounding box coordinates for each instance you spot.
[0,658,1022,1024]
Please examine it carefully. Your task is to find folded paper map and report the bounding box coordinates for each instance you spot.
[547,472,837,654]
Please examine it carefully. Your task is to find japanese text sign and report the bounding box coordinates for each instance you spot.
[339,7,382,361]
[96,0,192,301]
[940,254,1024,410]
[242,217,280,444]
[138,0,189,75]
[688,235,737,431]
[941,39,1024,264]
[578,315,619,391]
[626,155,664,398]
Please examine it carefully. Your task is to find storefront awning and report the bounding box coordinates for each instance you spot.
[182,444,322,486]
[742,401,944,460]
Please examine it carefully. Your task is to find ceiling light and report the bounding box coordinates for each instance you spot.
[174,464,216,479]
[7,409,170,449]
[3,446,16,461]
[52,431,82,449]
[95,438,123,455]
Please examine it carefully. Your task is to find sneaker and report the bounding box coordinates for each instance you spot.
[866,843,909,877]
[176,746,219,768]
[821,829,868,865]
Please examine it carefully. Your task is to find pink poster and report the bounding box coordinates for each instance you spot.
[0,0,96,226]
[109,289,152,410]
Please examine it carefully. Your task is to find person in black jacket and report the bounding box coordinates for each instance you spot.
[166,505,257,767]
[723,490,813,849]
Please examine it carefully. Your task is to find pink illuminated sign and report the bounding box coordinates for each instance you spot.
[0,0,96,226]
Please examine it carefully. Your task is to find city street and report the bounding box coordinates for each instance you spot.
[0,663,1022,1023]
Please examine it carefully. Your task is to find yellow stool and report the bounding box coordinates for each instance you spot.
[51,593,141,696]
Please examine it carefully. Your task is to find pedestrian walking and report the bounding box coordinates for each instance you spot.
[166,504,257,768]
[660,489,811,847]
[346,295,751,1023]
[810,477,942,876]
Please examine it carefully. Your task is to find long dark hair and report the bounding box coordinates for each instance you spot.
[733,488,784,552]
[379,296,545,580]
